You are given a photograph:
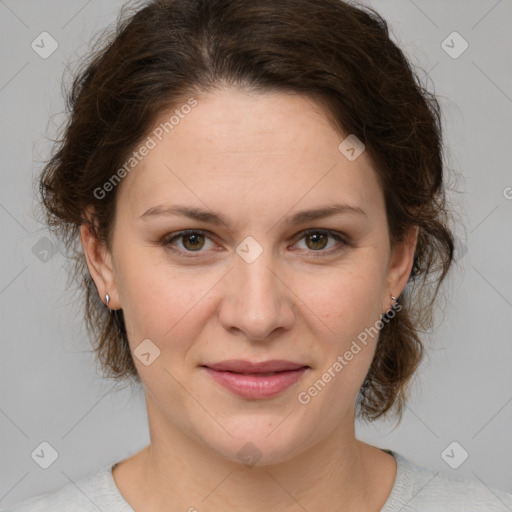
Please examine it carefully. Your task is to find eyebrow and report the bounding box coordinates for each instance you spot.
[139,202,367,229]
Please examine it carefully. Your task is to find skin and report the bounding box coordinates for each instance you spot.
[81,88,418,511]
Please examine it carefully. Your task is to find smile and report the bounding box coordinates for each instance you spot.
[201,360,309,399]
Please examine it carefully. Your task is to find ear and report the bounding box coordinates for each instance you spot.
[383,224,419,313]
[80,212,120,309]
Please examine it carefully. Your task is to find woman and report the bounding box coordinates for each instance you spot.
[7,0,512,510]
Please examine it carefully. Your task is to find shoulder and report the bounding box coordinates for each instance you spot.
[382,450,512,512]
[3,463,133,512]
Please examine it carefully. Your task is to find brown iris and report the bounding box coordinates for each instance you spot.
[182,233,206,251]
[305,232,328,251]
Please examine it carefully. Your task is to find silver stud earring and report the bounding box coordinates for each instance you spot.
[104,292,124,334]
[380,294,399,320]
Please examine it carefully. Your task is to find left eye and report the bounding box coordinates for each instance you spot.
[162,229,346,256]
[295,229,346,253]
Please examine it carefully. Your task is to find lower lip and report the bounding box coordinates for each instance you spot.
[203,367,308,399]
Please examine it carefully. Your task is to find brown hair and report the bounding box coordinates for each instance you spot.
[39,0,454,423]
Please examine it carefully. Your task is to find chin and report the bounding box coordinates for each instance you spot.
[200,415,317,468]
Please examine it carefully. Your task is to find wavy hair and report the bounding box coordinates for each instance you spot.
[39,0,455,423]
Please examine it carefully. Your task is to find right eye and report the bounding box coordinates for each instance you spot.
[162,230,217,256]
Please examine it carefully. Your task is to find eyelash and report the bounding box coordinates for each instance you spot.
[161,229,349,258]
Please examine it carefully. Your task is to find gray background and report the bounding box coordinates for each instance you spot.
[1,0,511,508]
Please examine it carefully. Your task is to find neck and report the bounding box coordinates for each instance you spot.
[117,398,384,512]
[143,437,370,511]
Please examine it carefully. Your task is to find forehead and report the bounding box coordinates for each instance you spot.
[116,89,383,224]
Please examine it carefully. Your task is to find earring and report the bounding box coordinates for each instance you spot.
[104,292,125,335]
[380,294,399,320]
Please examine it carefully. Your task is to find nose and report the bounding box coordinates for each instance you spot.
[218,248,295,342]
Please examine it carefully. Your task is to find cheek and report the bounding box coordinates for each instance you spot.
[298,258,385,339]
[295,267,384,413]
[114,249,218,354]
[294,254,385,393]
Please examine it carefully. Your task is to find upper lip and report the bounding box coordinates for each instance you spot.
[203,360,308,373]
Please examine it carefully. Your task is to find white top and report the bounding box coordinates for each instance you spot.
[4,450,512,511]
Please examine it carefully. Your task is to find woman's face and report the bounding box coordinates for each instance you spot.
[85,88,416,465]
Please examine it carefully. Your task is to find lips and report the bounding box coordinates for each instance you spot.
[203,359,307,374]
[201,360,309,399]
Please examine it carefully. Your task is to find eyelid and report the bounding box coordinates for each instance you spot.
[292,229,348,257]
[161,228,349,257]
